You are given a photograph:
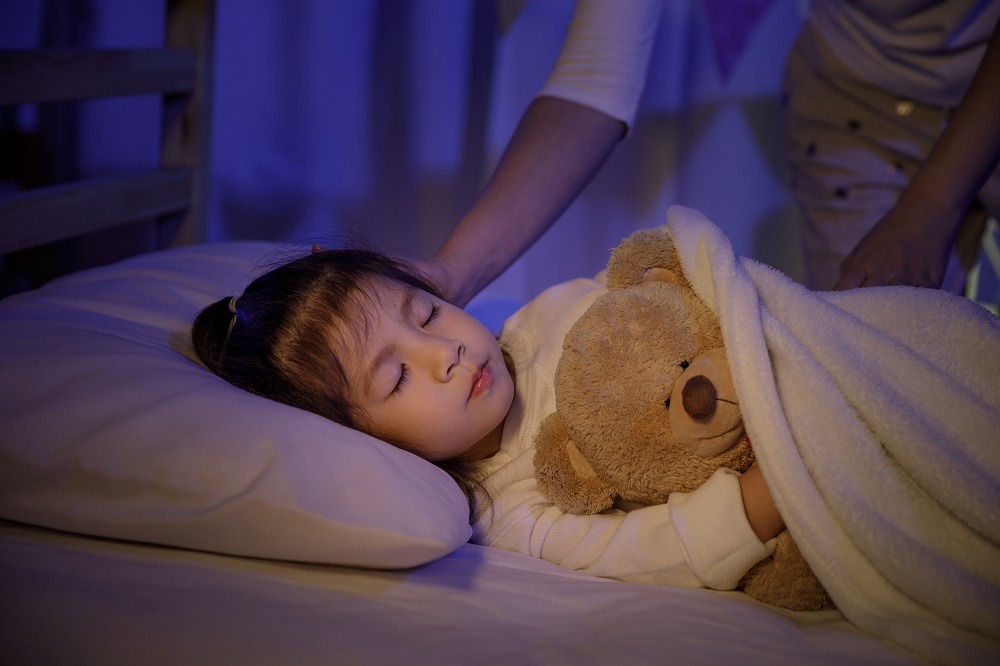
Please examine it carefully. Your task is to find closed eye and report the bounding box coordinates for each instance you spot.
[423,304,441,327]
[391,364,409,395]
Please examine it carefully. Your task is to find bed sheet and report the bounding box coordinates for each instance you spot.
[0,520,915,665]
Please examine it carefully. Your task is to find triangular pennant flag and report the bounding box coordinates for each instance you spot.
[704,0,775,82]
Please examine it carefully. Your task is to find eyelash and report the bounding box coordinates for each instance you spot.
[390,304,440,395]
[392,365,409,395]
[424,304,440,327]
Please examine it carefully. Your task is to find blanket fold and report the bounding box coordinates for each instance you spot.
[666,206,1000,665]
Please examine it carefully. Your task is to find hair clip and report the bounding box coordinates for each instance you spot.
[226,296,240,339]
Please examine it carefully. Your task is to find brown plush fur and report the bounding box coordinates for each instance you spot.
[533,227,833,612]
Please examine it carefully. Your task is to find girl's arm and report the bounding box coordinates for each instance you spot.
[738,464,785,542]
[478,467,776,589]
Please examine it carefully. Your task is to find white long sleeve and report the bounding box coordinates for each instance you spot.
[538,0,662,130]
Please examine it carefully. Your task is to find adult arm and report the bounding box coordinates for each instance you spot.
[426,97,624,306]
[423,0,662,306]
[835,18,1000,290]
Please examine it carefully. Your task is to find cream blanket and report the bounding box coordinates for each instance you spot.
[666,206,1000,664]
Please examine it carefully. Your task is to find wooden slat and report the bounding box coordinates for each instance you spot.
[160,0,216,247]
[0,169,192,254]
[0,50,197,106]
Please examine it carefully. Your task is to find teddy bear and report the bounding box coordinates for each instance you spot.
[533,226,833,612]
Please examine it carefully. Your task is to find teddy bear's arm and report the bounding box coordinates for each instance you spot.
[533,413,618,515]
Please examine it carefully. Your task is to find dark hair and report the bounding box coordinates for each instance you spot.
[191,248,485,514]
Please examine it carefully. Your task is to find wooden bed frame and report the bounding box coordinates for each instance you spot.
[0,0,214,293]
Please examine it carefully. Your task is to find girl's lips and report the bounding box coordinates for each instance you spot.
[470,362,493,400]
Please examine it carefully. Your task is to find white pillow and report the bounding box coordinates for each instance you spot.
[0,241,472,567]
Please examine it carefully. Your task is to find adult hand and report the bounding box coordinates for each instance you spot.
[412,256,459,304]
[835,17,1000,291]
[424,97,626,308]
[833,200,955,290]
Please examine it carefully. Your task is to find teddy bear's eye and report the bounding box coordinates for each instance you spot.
[680,360,689,369]
[664,397,671,409]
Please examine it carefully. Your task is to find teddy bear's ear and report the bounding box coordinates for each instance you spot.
[533,413,617,515]
[640,266,683,285]
[606,227,687,290]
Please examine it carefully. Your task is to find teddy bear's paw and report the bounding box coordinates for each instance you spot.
[740,532,835,612]
[533,414,618,515]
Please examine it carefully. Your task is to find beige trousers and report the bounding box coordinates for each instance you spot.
[783,38,1000,294]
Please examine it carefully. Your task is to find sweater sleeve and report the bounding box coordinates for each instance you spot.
[480,467,773,589]
[668,468,776,589]
[538,0,662,131]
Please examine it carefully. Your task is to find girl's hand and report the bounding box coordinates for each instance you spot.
[738,464,784,542]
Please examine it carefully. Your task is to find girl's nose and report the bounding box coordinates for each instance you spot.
[429,337,464,382]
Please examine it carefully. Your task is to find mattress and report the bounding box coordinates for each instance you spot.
[0,520,915,665]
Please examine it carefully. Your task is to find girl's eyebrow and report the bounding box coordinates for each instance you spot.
[364,288,417,394]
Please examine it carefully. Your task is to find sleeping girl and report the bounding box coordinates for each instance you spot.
[192,246,783,590]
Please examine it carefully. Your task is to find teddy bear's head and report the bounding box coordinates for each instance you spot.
[534,228,753,514]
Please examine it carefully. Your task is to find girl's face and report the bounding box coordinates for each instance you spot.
[344,280,514,462]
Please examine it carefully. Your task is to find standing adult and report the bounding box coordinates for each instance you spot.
[785,0,1000,291]
[423,0,1000,304]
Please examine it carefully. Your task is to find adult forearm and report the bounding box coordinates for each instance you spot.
[433,96,625,306]
[899,19,1000,224]
[834,19,1000,290]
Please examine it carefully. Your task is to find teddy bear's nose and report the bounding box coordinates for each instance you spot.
[682,375,717,421]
